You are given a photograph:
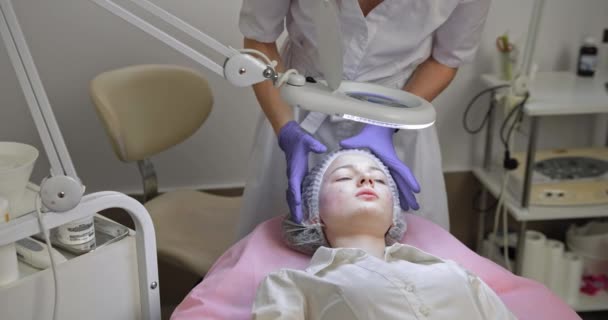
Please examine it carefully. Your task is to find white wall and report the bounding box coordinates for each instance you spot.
[1,0,259,194]
[439,0,608,171]
[1,0,607,193]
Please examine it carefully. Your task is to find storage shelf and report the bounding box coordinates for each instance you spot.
[482,250,608,312]
[1,235,141,319]
[0,189,161,319]
[473,167,608,221]
[476,72,608,314]
[481,72,608,117]
[573,290,608,312]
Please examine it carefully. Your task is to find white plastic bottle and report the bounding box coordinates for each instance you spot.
[56,216,96,248]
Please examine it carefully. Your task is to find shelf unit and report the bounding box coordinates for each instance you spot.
[481,72,608,117]
[0,185,161,319]
[574,291,608,312]
[473,168,608,221]
[474,71,608,312]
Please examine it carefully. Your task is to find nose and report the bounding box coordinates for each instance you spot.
[357,176,374,187]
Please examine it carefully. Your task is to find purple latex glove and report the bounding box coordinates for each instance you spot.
[278,121,327,223]
[340,124,420,211]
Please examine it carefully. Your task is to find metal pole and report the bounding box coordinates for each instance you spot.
[476,189,489,253]
[522,117,539,208]
[90,0,225,76]
[521,0,546,78]
[483,94,496,170]
[477,94,496,253]
[515,221,528,275]
[0,0,78,179]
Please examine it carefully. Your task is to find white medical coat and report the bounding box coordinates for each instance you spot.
[252,244,516,320]
[237,0,491,237]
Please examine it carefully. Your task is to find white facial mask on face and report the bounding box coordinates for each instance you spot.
[282,149,406,255]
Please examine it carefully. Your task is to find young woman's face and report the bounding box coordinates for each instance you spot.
[319,153,394,240]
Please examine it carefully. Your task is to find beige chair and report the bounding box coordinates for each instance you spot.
[90,64,241,287]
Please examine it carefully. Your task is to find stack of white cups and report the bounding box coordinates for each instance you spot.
[521,230,584,304]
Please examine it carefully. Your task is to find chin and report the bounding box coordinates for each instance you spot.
[350,205,392,223]
[322,204,392,227]
[355,203,387,214]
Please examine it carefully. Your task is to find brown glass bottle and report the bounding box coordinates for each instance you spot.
[577,37,598,77]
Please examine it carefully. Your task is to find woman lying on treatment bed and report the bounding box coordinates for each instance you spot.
[252,149,516,319]
[171,149,579,319]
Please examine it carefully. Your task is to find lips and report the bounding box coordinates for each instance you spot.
[356,189,378,199]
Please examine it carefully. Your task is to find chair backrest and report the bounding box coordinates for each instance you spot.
[90,64,213,162]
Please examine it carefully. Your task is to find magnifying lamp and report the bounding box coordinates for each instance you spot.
[0,0,84,213]
[1,0,436,214]
[91,0,436,129]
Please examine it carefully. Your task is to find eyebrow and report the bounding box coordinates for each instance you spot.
[330,164,385,175]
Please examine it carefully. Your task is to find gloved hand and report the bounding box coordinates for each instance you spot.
[278,121,327,223]
[340,124,420,211]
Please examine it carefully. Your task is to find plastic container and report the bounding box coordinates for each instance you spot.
[577,36,598,77]
[0,142,38,218]
[0,197,19,286]
[56,216,96,248]
[566,221,608,276]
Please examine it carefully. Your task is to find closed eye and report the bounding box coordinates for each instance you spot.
[336,177,352,182]
[374,179,387,184]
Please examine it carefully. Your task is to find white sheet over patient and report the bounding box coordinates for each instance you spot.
[253,243,516,320]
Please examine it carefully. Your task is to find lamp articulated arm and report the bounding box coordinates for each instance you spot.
[1,0,437,215]
[0,0,281,213]
[0,0,83,212]
[91,0,278,87]
[91,0,436,129]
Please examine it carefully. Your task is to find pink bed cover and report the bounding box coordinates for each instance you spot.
[171,214,580,320]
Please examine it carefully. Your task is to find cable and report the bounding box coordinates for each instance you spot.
[491,159,512,271]
[462,84,511,134]
[238,48,300,88]
[35,194,60,320]
[499,93,529,148]
[464,84,531,270]
[275,69,299,88]
[502,194,510,271]
[237,48,276,67]
[491,120,521,272]
[472,189,498,212]
[498,93,529,171]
